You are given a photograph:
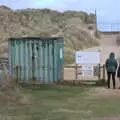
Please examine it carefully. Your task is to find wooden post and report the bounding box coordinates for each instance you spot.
[73,64,78,85]
[98,64,101,81]
[75,64,78,80]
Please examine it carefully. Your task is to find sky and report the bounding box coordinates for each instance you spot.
[0,0,120,24]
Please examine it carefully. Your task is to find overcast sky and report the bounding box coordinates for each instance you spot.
[0,0,120,22]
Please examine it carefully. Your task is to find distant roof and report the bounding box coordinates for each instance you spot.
[97,22,120,32]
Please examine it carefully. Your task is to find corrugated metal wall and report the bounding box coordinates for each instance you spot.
[8,37,64,84]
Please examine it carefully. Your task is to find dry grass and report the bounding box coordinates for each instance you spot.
[0,64,31,120]
[0,6,100,64]
[0,64,30,106]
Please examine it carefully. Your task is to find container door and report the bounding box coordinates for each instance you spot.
[30,40,53,83]
[40,40,54,84]
[57,39,64,82]
[59,41,64,81]
[48,40,54,83]
[9,40,16,80]
[53,40,58,83]
[19,40,31,83]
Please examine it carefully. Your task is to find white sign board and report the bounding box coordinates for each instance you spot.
[76,51,100,64]
[79,64,94,76]
[81,65,93,71]
[82,71,94,76]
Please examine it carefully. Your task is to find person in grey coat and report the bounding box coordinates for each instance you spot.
[105,52,118,89]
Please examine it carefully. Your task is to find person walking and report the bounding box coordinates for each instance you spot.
[105,52,118,89]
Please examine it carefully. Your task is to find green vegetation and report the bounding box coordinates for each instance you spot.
[1,86,120,120]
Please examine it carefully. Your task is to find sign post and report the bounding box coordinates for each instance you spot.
[75,51,100,78]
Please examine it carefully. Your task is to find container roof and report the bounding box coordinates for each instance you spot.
[8,37,63,41]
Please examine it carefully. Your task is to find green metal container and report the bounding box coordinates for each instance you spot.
[8,37,64,84]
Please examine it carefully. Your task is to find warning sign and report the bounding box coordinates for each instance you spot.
[78,64,99,77]
[78,65,94,76]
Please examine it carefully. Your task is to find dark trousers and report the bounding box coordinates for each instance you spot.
[107,72,116,88]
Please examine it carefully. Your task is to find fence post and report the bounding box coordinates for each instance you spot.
[75,64,78,79]
[98,64,101,81]
[73,64,78,85]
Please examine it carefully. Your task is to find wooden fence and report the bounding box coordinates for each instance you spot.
[64,64,106,83]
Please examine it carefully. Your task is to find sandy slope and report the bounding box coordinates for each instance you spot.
[82,34,120,65]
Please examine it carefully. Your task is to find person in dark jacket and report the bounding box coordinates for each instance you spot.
[105,52,118,89]
[117,61,120,88]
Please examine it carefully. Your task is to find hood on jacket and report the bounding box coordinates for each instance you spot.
[109,52,115,59]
